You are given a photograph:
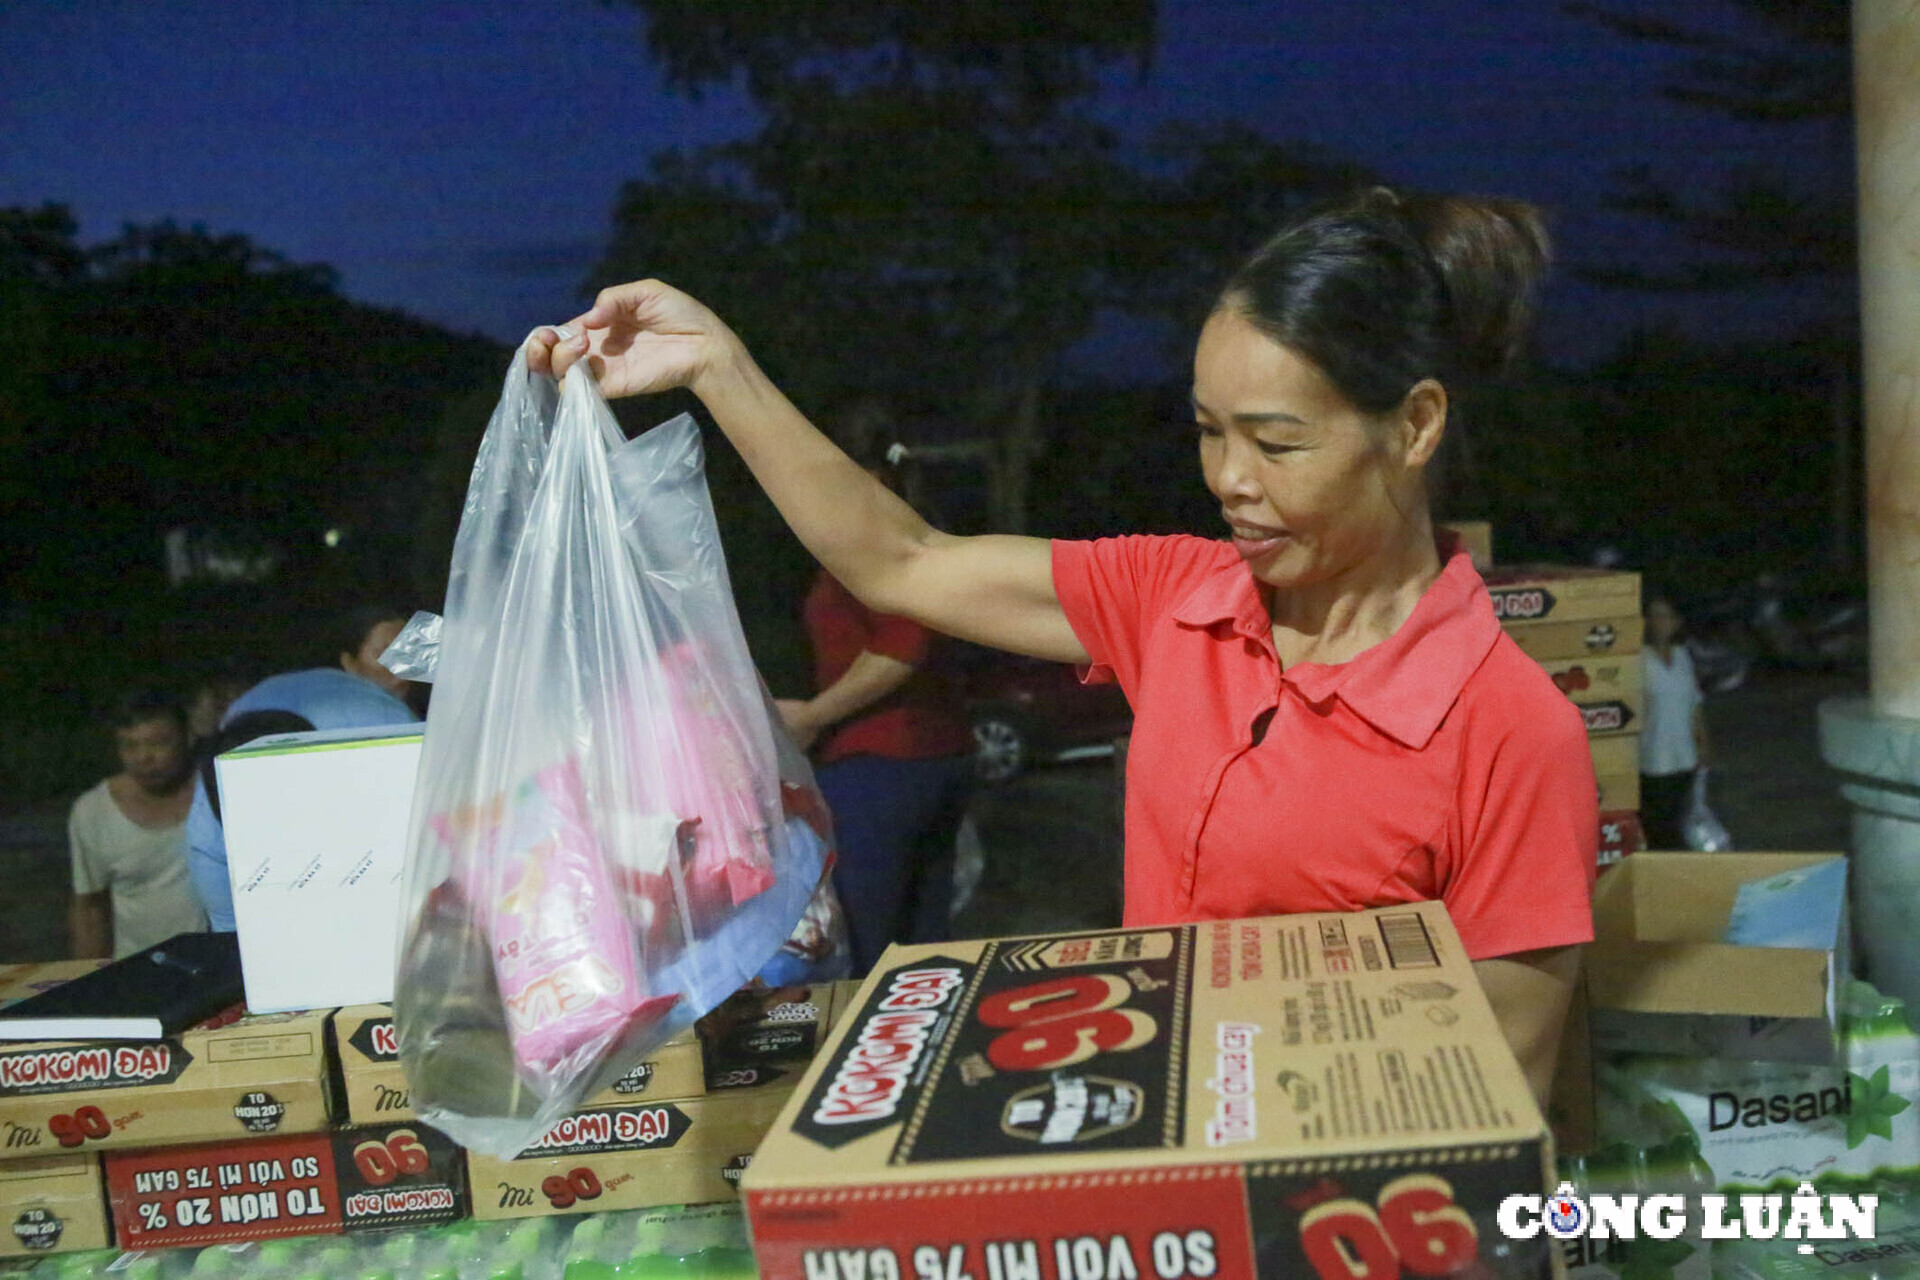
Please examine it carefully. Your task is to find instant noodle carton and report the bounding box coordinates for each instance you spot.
[1440,521,1493,569]
[1,1153,110,1259]
[1539,655,1643,737]
[0,963,112,1010]
[102,1120,468,1251]
[1590,735,1641,815]
[333,981,848,1125]
[700,980,851,1092]
[1597,811,1645,868]
[466,1083,795,1220]
[0,1010,332,1160]
[333,1005,707,1125]
[1502,615,1644,663]
[744,903,1557,1280]
[1482,565,1642,626]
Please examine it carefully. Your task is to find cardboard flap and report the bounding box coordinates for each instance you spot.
[1587,940,1833,1018]
[1591,852,1841,936]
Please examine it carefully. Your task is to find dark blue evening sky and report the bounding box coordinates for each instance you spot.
[1,0,1852,375]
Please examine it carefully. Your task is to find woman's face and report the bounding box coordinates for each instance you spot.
[342,618,408,697]
[1192,309,1424,593]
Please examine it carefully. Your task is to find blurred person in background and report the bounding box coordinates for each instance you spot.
[187,662,256,751]
[334,604,414,702]
[69,690,206,958]
[187,605,420,930]
[1639,594,1710,849]
[775,408,975,974]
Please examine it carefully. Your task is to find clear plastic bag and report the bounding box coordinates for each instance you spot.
[394,344,844,1156]
[1682,766,1733,852]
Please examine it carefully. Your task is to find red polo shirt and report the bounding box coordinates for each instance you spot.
[802,571,974,766]
[1052,534,1596,960]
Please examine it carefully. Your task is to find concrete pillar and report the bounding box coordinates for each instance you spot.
[1819,0,1920,1006]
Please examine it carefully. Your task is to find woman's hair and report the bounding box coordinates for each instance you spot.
[1218,187,1550,414]
[331,603,408,664]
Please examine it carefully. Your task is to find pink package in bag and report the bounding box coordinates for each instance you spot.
[655,641,778,919]
[474,759,677,1079]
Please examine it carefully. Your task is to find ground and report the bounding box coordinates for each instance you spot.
[0,669,1863,964]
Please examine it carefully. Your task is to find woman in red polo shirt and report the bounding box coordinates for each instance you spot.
[530,189,1595,1104]
[776,438,976,976]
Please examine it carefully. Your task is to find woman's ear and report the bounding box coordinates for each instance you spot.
[1400,379,1448,468]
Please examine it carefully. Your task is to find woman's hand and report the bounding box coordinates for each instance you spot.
[525,279,740,400]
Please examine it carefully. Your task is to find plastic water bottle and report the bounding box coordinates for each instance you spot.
[432,1216,488,1277]
[564,1213,621,1280]
[311,1239,360,1279]
[680,1205,755,1279]
[500,1215,558,1280]
[45,1249,117,1279]
[381,1226,423,1273]
[621,1208,696,1279]
[252,1236,306,1275]
[189,1244,241,1277]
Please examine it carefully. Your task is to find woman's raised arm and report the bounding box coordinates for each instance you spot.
[530,281,1088,664]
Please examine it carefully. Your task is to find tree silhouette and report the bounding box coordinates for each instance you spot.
[3,214,501,607]
[600,2,1366,531]
[1565,0,1852,288]
[1565,0,1858,573]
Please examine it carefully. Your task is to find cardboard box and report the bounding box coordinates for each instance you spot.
[1539,654,1643,736]
[216,724,422,1013]
[1482,565,1641,625]
[332,1004,709,1125]
[744,905,1556,1280]
[1596,811,1645,869]
[826,979,861,1028]
[1,1154,110,1259]
[0,1010,332,1160]
[1588,734,1637,776]
[1503,614,1643,663]
[0,963,111,1010]
[1596,770,1640,813]
[468,1085,794,1221]
[331,980,848,1126]
[1588,735,1641,811]
[103,1121,467,1251]
[1587,852,1849,1064]
[701,980,847,1092]
[1441,520,1493,568]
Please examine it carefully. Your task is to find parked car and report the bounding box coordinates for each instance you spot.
[957,651,1134,783]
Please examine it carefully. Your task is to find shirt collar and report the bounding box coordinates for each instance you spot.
[1170,534,1502,750]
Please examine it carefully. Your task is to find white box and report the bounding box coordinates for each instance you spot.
[216,724,422,1013]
